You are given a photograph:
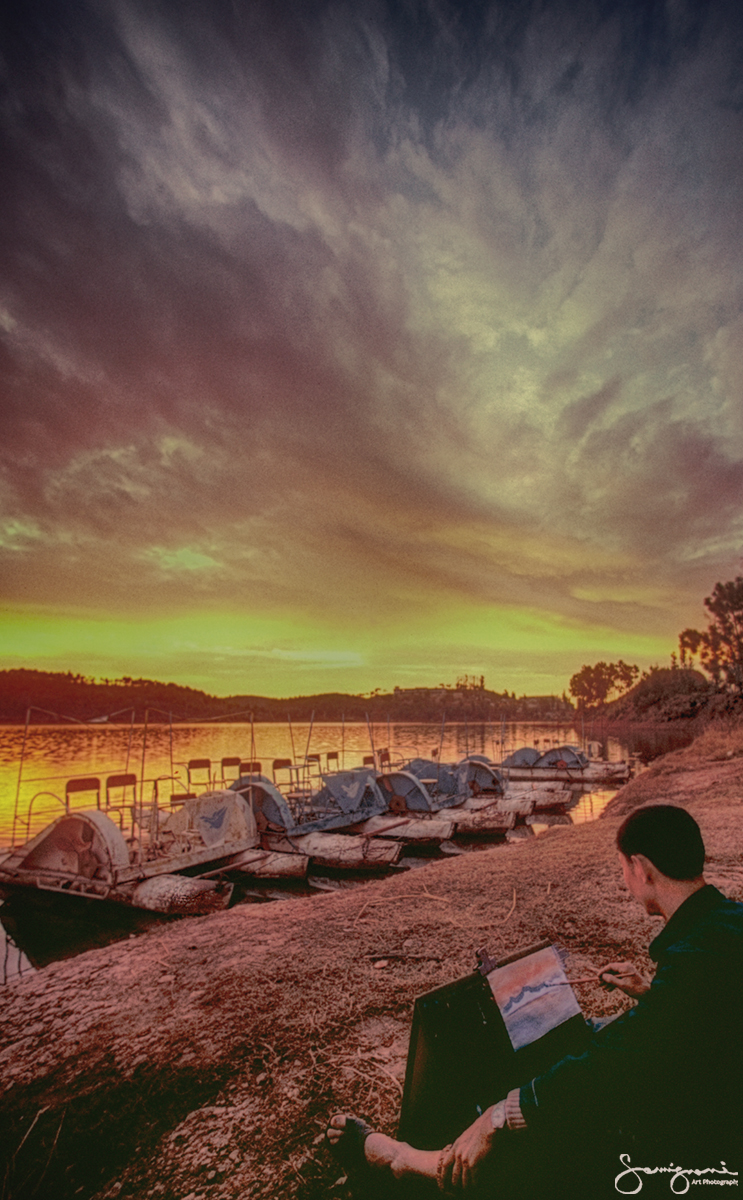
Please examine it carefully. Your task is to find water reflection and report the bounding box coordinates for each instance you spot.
[0,891,168,977]
[0,867,381,983]
[0,910,33,985]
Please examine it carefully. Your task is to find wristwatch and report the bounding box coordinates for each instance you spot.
[490,1100,507,1129]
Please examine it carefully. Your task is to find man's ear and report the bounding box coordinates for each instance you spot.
[632,853,657,883]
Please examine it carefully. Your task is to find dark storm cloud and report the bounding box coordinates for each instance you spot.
[1,0,743,652]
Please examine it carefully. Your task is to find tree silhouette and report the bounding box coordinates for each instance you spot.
[679,575,743,689]
[569,661,639,712]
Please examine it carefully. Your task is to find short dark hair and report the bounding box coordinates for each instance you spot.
[616,805,705,880]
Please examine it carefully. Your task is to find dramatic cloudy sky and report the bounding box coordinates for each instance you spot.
[1,0,742,697]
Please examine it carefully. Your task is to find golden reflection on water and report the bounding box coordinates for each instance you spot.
[0,720,629,846]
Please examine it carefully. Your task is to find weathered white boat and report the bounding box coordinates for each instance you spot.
[261,830,401,870]
[450,808,516,838]
[386,758,504,810]
[343,814,456,844]
[197,846,310,881]
[229,769,402,869]
[374,762,519,838]
[0,791,257,914]
[0,787,318,915]
[405,754,585,827]
[498,746,631,784]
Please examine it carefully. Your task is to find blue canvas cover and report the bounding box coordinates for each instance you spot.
[377,770,438,812]
[456,758,504,794]
[405,758,460,798]
[501,747,541,767]
[292,768,388,832]
[231,767,387,834]
[316,768,383,814]
[230,774,293,829]
[534,746,587,769]
[404,757,503,802]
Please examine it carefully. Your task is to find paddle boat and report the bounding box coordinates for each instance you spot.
[498,745,631,784]
[0,791,266,915]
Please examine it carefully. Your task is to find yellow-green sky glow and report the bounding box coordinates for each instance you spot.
[0,602,684,697]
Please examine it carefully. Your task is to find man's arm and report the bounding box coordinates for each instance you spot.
[439,1090,526,1191]
[519,941,728,1140]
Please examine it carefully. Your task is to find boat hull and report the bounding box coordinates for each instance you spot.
[263,830,401,871]
[500,765,630,784]
[451,809,516,838]
[343,815,456,843]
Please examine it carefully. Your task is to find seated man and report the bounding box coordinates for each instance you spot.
[327,804,743,1196]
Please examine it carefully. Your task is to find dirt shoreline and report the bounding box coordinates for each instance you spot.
[2,739,743,1200]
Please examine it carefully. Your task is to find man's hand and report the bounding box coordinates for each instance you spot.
[599,959,651,999]
[438,1106,500,1192]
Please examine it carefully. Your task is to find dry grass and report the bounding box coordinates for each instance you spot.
[671,715,743,761]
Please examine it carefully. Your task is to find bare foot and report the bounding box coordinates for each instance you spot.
[327,1114,441,1182]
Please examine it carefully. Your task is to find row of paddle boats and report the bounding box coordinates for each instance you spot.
[0,747,630,917]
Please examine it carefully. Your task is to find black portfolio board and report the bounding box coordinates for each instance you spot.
[397,940,592,1150]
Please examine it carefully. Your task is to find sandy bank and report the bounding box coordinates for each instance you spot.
[2,754,742,1200]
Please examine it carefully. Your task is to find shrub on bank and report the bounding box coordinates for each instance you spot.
[609,668,710,720]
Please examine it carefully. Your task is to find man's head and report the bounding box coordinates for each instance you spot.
[616,805,706,917]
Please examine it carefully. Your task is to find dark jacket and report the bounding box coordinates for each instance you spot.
[519,885,743,1171]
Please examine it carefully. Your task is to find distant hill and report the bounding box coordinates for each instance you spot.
[0,669,575,724]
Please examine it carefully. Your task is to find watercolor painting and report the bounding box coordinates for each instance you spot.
[487,945,582,1051]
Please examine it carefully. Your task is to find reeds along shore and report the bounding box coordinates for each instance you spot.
[1,727,743,1200]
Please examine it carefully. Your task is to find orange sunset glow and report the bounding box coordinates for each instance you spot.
[1,0,742,697]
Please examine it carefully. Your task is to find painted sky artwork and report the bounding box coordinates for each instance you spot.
[487,944,582,1050]
[1,0,742,697]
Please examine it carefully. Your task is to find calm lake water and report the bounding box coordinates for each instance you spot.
[0,718,695,983]
[0,718,694,846]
